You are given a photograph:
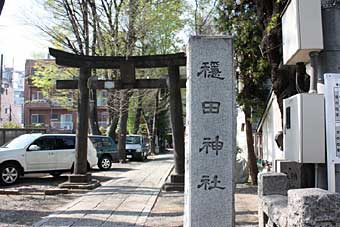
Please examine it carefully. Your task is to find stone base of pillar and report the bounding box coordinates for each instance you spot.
[58,173,101,189]
[162,174,184,192]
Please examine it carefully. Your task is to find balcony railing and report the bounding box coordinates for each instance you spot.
[50,121,73,130]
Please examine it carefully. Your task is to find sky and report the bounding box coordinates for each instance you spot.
[0,0,50,71]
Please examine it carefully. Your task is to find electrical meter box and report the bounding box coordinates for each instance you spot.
[283,93,325,163]
[282,0,323,65]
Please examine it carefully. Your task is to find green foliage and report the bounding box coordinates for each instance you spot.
[136,0,186,55]
[1,122,22,128]
[266,13,280,33]
[31,60,78,110]
[217,1,270,120]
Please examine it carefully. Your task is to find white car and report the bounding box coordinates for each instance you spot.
[0,133,98,186]
[125,134,149,161]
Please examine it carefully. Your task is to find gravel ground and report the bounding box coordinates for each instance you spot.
[0,161,143,227]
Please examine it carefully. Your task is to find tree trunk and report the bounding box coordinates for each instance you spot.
[107,115,119,142]
[89,89,101,135]
[117,90,130,162]
[244,107,259,185]
[133,91,143,134]
[150,90,159,154]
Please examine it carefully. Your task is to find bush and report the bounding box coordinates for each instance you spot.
[1,122,22,128]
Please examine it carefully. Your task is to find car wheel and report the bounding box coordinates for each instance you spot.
[50,172,62,178]
[0,163,20,186]
[98,156,112,170]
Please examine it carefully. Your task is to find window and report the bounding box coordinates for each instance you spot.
[97,90,108,106]
[102,137,113,147]
[55,136,75,150]
[31,136,55,150]
[90,137,101,148]
[241,123,245,132]
[89,137,113,149]
[31,91,45,102]
[60,114,73,130]
[126,136,141,144]
[51,113,59,120]
[31,114,44,124]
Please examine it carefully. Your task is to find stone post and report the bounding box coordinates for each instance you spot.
[258,172,288,227]
[258,172,288,197]
[184,36,235,227]
[74,67,90,175]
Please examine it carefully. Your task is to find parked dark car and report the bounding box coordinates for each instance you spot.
[89,135,118,170]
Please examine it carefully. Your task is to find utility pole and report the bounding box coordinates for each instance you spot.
[316,1,340,190]
[0,0,5,16]
[317,1,340,89]
[9,104,11,122]
[0,54,3,121]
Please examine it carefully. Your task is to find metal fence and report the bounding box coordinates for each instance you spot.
[0,128,47,146]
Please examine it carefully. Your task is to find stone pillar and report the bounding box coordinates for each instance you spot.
[167,66,185,176]
[288,188,340,226]
[74,67,90,176]
[184,36,235,227]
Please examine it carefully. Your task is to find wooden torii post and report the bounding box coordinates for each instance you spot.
[50,48,186,188]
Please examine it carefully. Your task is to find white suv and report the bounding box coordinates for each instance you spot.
[0,133,98,186]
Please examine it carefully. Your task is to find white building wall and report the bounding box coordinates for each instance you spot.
[236,108,248,160]
[261,94,283,166]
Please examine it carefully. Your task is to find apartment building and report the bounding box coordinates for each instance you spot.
[0,67,24,126]
[24,59,109,133]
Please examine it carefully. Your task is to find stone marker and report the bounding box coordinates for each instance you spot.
[184,36,235,227]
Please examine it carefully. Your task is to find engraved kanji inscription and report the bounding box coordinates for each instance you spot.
[199,136,224,155]
[202,101,220,114]
[197,175,226,190]
[197,61,224,80]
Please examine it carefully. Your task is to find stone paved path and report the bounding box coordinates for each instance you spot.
[34,154,174,227]
[33,153,258,227]
[145,183,258,227]
[235,184,258,226]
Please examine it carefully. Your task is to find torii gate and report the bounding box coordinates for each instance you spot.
[49,48,186,189]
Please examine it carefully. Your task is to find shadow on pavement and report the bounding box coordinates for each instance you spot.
[86,185,159,196]
[149,212,183,217]
[0,209,53,226]
[235,221,258,226]
[15,175,68,187]
[236,210,258,215]
[35,216,145,227]
[235,185,258,195]
[91,167,134,172]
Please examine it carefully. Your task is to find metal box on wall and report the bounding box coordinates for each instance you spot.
[283,93,325,163]
[282,0,323,65]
